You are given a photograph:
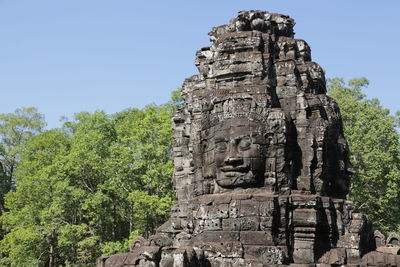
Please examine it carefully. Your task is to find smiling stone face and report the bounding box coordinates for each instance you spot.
[212,119,265,188]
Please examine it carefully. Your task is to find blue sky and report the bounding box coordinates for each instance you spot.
[0,0,399,129]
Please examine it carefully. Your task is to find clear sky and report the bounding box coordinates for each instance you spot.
[0,0,399,129]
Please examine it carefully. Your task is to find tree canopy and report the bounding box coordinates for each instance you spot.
[0,105,175,266]
[328,78,400,232]
[0,107,46,214]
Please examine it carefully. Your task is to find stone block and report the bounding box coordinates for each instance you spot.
[222,218,241,231]
[194,242,243,258]
[327,248,346,265]
[251,194,274,201]
[346,248,361,264]
[244,245,288,265]
[349,218,363,233]
[194,231,240,243]
[173,233,192,247]
[105,253,129,266]
[138,259,157,267]
[259,216,274,230]
[337,233,360,249]
[204,219,222,231]
[207,204,229,219]
[159,257,173,267]
[293,248,314,264]
[240,231,274,245]
[297,176,312,192]
[240,216,260,231]
[229,199,240,218]
[231,193,252,200]
[197,194,215,205]
[193,219,205,233]
[374,230,386,247]
[376,246,400,255]
[213,194,232,204]
[149,233,173,247]
[207,258,247,267]
[259,199,275,216]
[239,199,259,217]
[387,232,400,246]
[293,208,317,227]
[294,239,314,249]
[171,250,189,267]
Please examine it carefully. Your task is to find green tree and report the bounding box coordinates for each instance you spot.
[328,78,400,232]
[170,87,184,109]
[1,104,175,266]
[1,130,73,266]
[0,107,46,214]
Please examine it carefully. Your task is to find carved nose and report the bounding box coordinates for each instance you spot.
[224,157,243,165]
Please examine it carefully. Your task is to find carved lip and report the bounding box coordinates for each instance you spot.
[220,166,249,172]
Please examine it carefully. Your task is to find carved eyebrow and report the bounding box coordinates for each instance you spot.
[214,136,227,142]
[234,135,251,141]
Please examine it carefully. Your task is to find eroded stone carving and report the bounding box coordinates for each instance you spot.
[97,10,400,266]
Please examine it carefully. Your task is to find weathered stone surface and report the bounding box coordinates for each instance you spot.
[98,10,400,266]
[240,231,274,245]
[194,242,243,258]
[387,232,400,246]
[244,245,288,265]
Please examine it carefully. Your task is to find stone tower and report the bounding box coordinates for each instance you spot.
[98,10,400,266]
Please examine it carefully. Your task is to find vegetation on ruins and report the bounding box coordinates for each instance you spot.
[0,82,398,265]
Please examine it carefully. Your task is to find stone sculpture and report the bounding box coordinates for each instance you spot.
[97,10,400,266]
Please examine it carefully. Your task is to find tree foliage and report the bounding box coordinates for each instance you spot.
[0,104,175,266]
[328,78,400,232]
[0,107,46,214]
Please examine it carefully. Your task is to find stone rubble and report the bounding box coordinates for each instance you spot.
[97,10,400,266]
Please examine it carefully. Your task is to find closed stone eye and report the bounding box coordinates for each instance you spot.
[238,136,251,150]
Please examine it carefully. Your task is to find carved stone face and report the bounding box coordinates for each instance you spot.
[213,119,265,188]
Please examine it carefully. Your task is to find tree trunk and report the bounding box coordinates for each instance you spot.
[49,243,54,267]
